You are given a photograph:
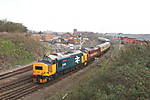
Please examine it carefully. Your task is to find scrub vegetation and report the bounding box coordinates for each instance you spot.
[0,19,27,33]
[0,33,48,72]
[48,44,150,100]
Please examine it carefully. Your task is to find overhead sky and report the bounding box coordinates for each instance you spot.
[0,0,150,34]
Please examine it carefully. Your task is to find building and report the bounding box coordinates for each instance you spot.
[31,33,55,41]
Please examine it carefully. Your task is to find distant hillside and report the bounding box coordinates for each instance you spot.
[0,32,48,72]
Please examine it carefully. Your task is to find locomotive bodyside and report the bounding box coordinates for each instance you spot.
[33,51,88,83]
[56,53,83,72]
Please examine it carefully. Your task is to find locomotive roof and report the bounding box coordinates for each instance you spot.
[47,50,82,60]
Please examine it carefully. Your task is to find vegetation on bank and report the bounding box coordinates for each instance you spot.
[0,33,48,72]
[0,19,27,32]
[48,44,150,100]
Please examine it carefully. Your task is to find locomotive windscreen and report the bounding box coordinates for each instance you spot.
[35,66,43,70]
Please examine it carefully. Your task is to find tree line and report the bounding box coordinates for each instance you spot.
[0,19,27,33]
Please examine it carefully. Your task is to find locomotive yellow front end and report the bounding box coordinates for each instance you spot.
[32,56,56,83]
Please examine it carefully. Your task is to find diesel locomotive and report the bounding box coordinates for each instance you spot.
[33,41,111,83]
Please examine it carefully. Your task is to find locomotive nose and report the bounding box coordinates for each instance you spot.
[33,63,47,75]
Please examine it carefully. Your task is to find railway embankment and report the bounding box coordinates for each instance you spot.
[45,44,150,100]
[0,32,47,72]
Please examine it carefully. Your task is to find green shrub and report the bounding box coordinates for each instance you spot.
[0,33,47,72]
[61,45,150,100]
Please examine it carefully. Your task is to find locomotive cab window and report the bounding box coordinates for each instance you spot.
[35,66,43,70]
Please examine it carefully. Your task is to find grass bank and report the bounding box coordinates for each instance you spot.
[0,32,48,72]
[47,44,150,100]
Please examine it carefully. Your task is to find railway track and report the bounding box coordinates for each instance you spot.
[0,76,32,93]
[0,82,37,100]
[0,65,85,100]
[0,65,33,100]
[0,66,31,80]
[0,49,110,100]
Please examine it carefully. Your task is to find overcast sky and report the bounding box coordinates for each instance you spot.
[0,0,150,34]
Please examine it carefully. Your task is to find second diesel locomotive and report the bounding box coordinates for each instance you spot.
[33,41,110,83]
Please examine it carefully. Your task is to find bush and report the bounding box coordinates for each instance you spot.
[0,19,27,32]
[63,45,150,100]
[0,33,48,72]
